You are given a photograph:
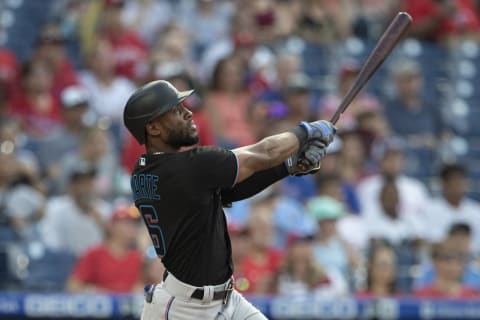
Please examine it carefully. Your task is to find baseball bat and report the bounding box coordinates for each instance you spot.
[329,12,413,124]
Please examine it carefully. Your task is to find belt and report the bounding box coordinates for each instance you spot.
[163,271,234,304]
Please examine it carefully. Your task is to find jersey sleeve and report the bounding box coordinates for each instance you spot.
[188,146,238,189]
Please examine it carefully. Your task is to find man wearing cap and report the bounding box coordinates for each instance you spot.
[123,80,336,320]
[39,164,110,257]
[66,204,143,293]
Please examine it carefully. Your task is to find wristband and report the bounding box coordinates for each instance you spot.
[288,124,308,146]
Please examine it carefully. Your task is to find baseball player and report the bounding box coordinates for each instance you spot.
[123,80,336,320]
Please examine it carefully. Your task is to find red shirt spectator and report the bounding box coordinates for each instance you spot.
[100,0,148,80]
[8,59,62,137]
[404,0,480,41]
[0,48,19,99]
[240,249,283,294]
[106,30,148,80]
[33,22,79,98]
[69,245,142,293]
[66,204,143,293]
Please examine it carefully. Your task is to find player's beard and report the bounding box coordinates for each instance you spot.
[166,128,199,148]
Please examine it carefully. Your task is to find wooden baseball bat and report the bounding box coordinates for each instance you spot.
[330,12,413,124]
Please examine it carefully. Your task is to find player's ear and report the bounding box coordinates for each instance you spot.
[145,118,165,139]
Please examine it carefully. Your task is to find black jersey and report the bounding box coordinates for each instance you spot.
[131,146,238,286]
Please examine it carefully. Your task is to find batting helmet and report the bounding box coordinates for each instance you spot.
[123,80,194,145]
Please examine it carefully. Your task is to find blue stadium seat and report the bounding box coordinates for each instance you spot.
[22,247,77,292]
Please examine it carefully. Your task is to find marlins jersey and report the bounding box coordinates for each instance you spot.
[131,146,238,286]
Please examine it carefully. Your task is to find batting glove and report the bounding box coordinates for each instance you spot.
[285,140,327,176]
[299,120,336,146]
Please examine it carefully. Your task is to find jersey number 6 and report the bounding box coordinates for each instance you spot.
[139,205,167,257]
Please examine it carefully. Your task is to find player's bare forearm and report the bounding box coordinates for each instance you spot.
[256,132,300,166]
[233,132,298,183]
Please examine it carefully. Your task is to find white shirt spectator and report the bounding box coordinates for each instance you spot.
[39,195,111,257]
[79,72,136,122]
[424,197,480,252]
[364,203,425,245]
[357,175,430,218]
[337,214,369,252]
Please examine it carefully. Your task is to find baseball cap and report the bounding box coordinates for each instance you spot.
[111,204,140,222]
[307,196,346,222]
[61,86,90,108]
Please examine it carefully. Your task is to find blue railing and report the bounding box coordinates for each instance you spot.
[1,292,480,319]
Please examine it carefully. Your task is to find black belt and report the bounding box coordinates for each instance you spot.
[163,271,234,304]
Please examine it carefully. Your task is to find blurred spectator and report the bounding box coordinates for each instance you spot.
[121,0,172,45]
[33,21,79,98]
[259,52,303,103]
[276,234,348,298]
[319,61,383,131]
[200,9,258,81]
[352,0,400,41]
[8,59,61,138]
[149,23,193,77]
[357,242,398,298]
[403,0,480,43]
[316,170,360,215]
[39,164,111,257]
[383,60,446,148]
[424,164,480,252]
[316,173,368,252]
[415,223,480,291]
[308,196,361,287]
[98,0,148,80]
[413,240,480,298]
[238,200,284,294]
[66,204,143,293]
[179,0,233,60]
[364,177,425,245]
[338,130,373,185]
[282,73,315,125]
[79,39,136,123]
[0,151,45,242]
[205,56,255,148]
[357,137,431,218]
[0,48,19,101]
[36,86,91,185]
[355,108,390,145]
[297,0,354,43]
[0,118,40,175]
[55,126,121,199]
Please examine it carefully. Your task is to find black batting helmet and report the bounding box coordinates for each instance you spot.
[123,80,194,145]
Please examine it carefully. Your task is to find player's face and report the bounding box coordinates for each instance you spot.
[162,103,199,148]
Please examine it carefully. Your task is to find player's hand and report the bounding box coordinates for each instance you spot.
[285,140,326,176]
[299,120,336,146]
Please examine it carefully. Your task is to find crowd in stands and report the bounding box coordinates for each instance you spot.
[1,0,480,301]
